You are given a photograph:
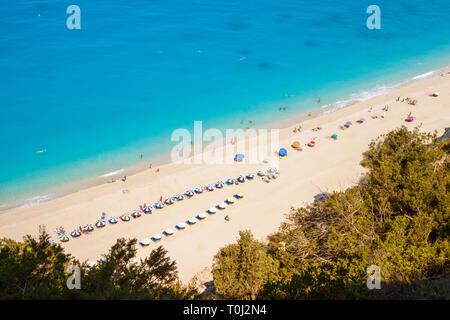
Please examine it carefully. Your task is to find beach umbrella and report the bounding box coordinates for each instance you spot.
[237,176,245,183]
[234,153,245,162]
[164,228,175,235]
[246,173,255,179]
[84,224,94,232]
[198,212,207,220]
[257,170,266,176]
[262,158,270,163]
[195,187,204,193]
[188,218,197,225]
[141,238,151,246]
[165,197,174,205]
[331,134,338,140]
[236,192,245,198]
[152,233,163,240]
[108,216,118,224]
[155,201,164,209]
[431,92,440,97]
[70,230,81,238]
[268,167,277,173]
[131,210,142,218]
[279,148,287,157]
[227,197,236,204]
[308,140,316,147]
[143,206,152,213]
[405,116,415,122]
[121,214,131,222]
[218,202,227,209]
[49,240,57,246]
[226,178,235,185]
[177,222,187,229]
[292,141,301,149]
[185,190,195,197]
[175,194,184,200]
[206,184,215,191]
[59,235,69,242]
[208,207,217,214]
[95,220,106,228]
[215,181,224,188]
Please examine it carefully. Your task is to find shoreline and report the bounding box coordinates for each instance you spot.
[1,64,449,213]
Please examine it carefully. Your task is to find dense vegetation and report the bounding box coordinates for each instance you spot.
[0,232,198,299]
[212,127,449,299]
[1,126,448,299]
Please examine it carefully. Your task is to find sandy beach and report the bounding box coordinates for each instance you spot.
[1,70,449,284]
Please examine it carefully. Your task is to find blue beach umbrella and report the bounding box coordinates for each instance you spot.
[195,187,204,193]
[143,206,152,213]
[108,216,119,224]
[206,184,215,191]
[215,181,224,188]
[237,176,245,183]
[234,153,245,162]
[279,148,287,157]
[185,190,195,197]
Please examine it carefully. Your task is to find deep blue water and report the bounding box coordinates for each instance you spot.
[0,0,449,209]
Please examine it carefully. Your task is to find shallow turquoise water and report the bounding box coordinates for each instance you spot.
[0,0,449,208]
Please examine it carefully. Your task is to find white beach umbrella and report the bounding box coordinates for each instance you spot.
[121,214,131,222]
[258,170,266,176]
[152,233,163,240]
[164,228,174,235]
[131,210,142,218]
[215,181,224,188]
[95,220,106,228]
[177,222,187,229]
[84,224,94,232]
[246,173,255,179]
[155,201,164,209]
[268,167,277,173]
[431,92,440,97]
[141,238,151,246]
[206,184,215,191]
[218,202,227,209]
[198,212,207,219]
[208,207,217,214]
[70,230,81,238]
[59,235,69,242]
[188,218,197,225]
[165,197,174,205]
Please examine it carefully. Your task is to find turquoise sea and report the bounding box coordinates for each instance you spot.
[1,0,449,210]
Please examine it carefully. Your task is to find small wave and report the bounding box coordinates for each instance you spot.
[413,71,434,80]
[16,194,54,209]
[101,169,125,177]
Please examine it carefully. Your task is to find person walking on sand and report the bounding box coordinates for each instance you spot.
[159,196,163,202]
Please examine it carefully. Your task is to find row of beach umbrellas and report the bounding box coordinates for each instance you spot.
[57,169,275,242]
[140,192,245,246]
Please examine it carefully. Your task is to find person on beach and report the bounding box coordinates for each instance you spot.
[156,168,160,173]
[225,215,230,221]
[159,196,163,202]
[293,127,297,133]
